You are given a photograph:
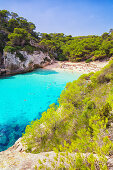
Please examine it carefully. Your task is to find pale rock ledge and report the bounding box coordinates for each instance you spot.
[2,51,53,75]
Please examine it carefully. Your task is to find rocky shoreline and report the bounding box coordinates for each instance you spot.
[0,138,113,169]
[0,57,112,169]
[0,61,51,78]
[0,49,109,77]
[0,51,54,77]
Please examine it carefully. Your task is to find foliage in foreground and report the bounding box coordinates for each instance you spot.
[22,60,113,169]
[35,115,113,169]
[22,60,113,154]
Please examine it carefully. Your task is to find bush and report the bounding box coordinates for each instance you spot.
[75,57,82,62]
[85,58,92,63]
[4,46,17,53]
[22,45,36,54]
[16,52,26,61]
[57,54,67,61]
[4,45,22,53]
[36,115,113,169]
[22,61,113,155]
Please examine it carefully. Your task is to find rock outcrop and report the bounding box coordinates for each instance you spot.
[0,138,113,170]
[1,51,53,76]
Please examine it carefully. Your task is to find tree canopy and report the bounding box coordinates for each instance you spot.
[0,10,37,54]
[1,9,113,62]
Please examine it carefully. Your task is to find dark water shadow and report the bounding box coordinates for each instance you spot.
[0,76,16,80]
[0,69,58,80]
[0,122,27,152]
[0,100,59,152]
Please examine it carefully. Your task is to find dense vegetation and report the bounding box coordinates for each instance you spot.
[1,9,113,169]
[22,61,113,168]
[35,116,113,169]
[1,10,113,62]
[0,10,39,55]
[38,32,113,62]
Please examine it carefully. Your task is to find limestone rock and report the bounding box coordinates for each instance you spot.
[3,51,53,75]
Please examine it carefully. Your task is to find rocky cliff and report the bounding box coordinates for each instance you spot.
[0,138,113,170]
[0,51,53,76]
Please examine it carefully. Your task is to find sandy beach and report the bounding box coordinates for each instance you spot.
[44,60,109,74]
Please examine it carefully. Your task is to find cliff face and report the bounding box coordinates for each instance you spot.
[1,51,53,76]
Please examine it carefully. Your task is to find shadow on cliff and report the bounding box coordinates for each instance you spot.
[0,69,59,80]
[0,76,15,80]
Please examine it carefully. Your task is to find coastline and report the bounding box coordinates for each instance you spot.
[0,60,109,78]
[0,138,113,169]
[44,60,109,74]
[0,61,51,78]
[0,59,113,169]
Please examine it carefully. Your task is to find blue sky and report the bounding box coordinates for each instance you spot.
[1,0,113,36]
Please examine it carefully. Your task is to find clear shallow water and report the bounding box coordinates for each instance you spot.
[0,69,81,151]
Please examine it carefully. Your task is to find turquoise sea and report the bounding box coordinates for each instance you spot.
[0,69,81,151]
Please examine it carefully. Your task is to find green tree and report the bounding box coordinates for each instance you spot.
[8,28,30,46]
[8,19,19,32]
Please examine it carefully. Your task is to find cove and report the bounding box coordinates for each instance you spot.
[0,69,81,152]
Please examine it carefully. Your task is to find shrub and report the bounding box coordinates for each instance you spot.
[36,115,113,169]
[85,58,92,63]
[4,45,22,53]
[16,52,26,61]
[75,57,82,62]
[22,61,113,155]
[57,54,67,61]
[22,45,36,54]
[4,46,17,53]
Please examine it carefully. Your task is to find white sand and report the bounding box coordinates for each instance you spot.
[44,60,109,74]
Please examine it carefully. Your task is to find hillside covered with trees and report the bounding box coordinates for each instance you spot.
[1,9,113,169]
[22,60,113,169]
[1,10,113,63]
